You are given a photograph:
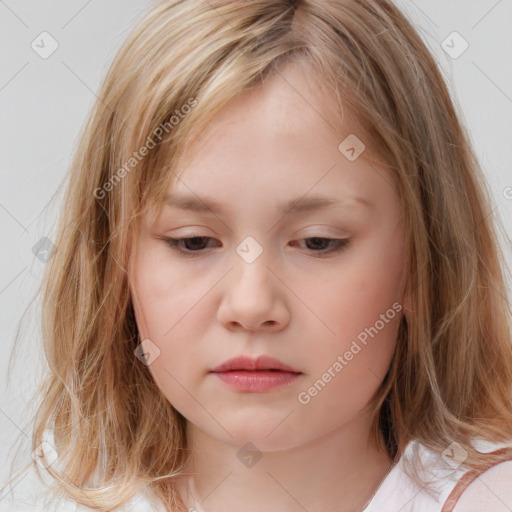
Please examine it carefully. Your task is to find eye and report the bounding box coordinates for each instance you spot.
[291,237,351,257]
[163,236,219,255]
[162,236,351,257]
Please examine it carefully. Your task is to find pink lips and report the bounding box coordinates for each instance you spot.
[211,355,300,373]
[210,355,302,392]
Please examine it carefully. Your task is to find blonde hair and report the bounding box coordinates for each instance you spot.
[4,0,512,510]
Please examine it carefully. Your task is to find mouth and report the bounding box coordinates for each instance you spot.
[210,354,301,373]
[210,355,302,392]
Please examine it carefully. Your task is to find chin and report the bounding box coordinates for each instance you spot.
[201,418,308,452]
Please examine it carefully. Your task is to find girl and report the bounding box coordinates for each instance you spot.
[2,0,512,511]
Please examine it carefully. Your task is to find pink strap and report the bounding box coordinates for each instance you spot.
[441,446,512,511]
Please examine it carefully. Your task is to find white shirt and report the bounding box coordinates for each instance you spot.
[364,437,512,511]
[3,437,512,511]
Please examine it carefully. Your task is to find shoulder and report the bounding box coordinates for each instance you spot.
[365,437,512,512]
[363,440,463,512]
[424,438,512,512]
[0,463,164,512]
[0,463,77,512]
[451,458,512,511]
[75,490,168,511]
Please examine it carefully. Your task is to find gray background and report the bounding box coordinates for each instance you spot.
[1,0,511,500]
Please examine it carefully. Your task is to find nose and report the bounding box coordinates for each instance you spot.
[217,256,290,334]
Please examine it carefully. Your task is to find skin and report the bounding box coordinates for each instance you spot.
[130,59,411,512]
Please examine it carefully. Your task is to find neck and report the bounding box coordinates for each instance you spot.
[174,410,394,512]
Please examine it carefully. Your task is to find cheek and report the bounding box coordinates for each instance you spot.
[130,249,212,395]
[296,278,401,420]
[317,260,402,344]
[306,240,403,382]
[131,246,205,337]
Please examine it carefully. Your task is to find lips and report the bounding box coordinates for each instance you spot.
[210,355,301,373]
[210,355,302,392]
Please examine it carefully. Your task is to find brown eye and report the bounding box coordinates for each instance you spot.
[163,236,219,255]
[163,236,351,258]
[291,237,351,256]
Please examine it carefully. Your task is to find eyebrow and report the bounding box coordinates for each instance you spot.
[163,192,371,215]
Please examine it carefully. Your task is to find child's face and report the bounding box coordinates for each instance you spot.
[130,61,407,450]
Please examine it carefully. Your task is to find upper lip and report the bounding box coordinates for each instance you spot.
[210,355,301,373]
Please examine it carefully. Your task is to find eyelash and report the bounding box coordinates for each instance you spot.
[162,236,351,258]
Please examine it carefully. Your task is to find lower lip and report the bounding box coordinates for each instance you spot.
[212,370,301,392]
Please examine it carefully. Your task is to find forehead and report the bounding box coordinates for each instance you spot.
[153,60,395,221]
[178,59,369,167]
